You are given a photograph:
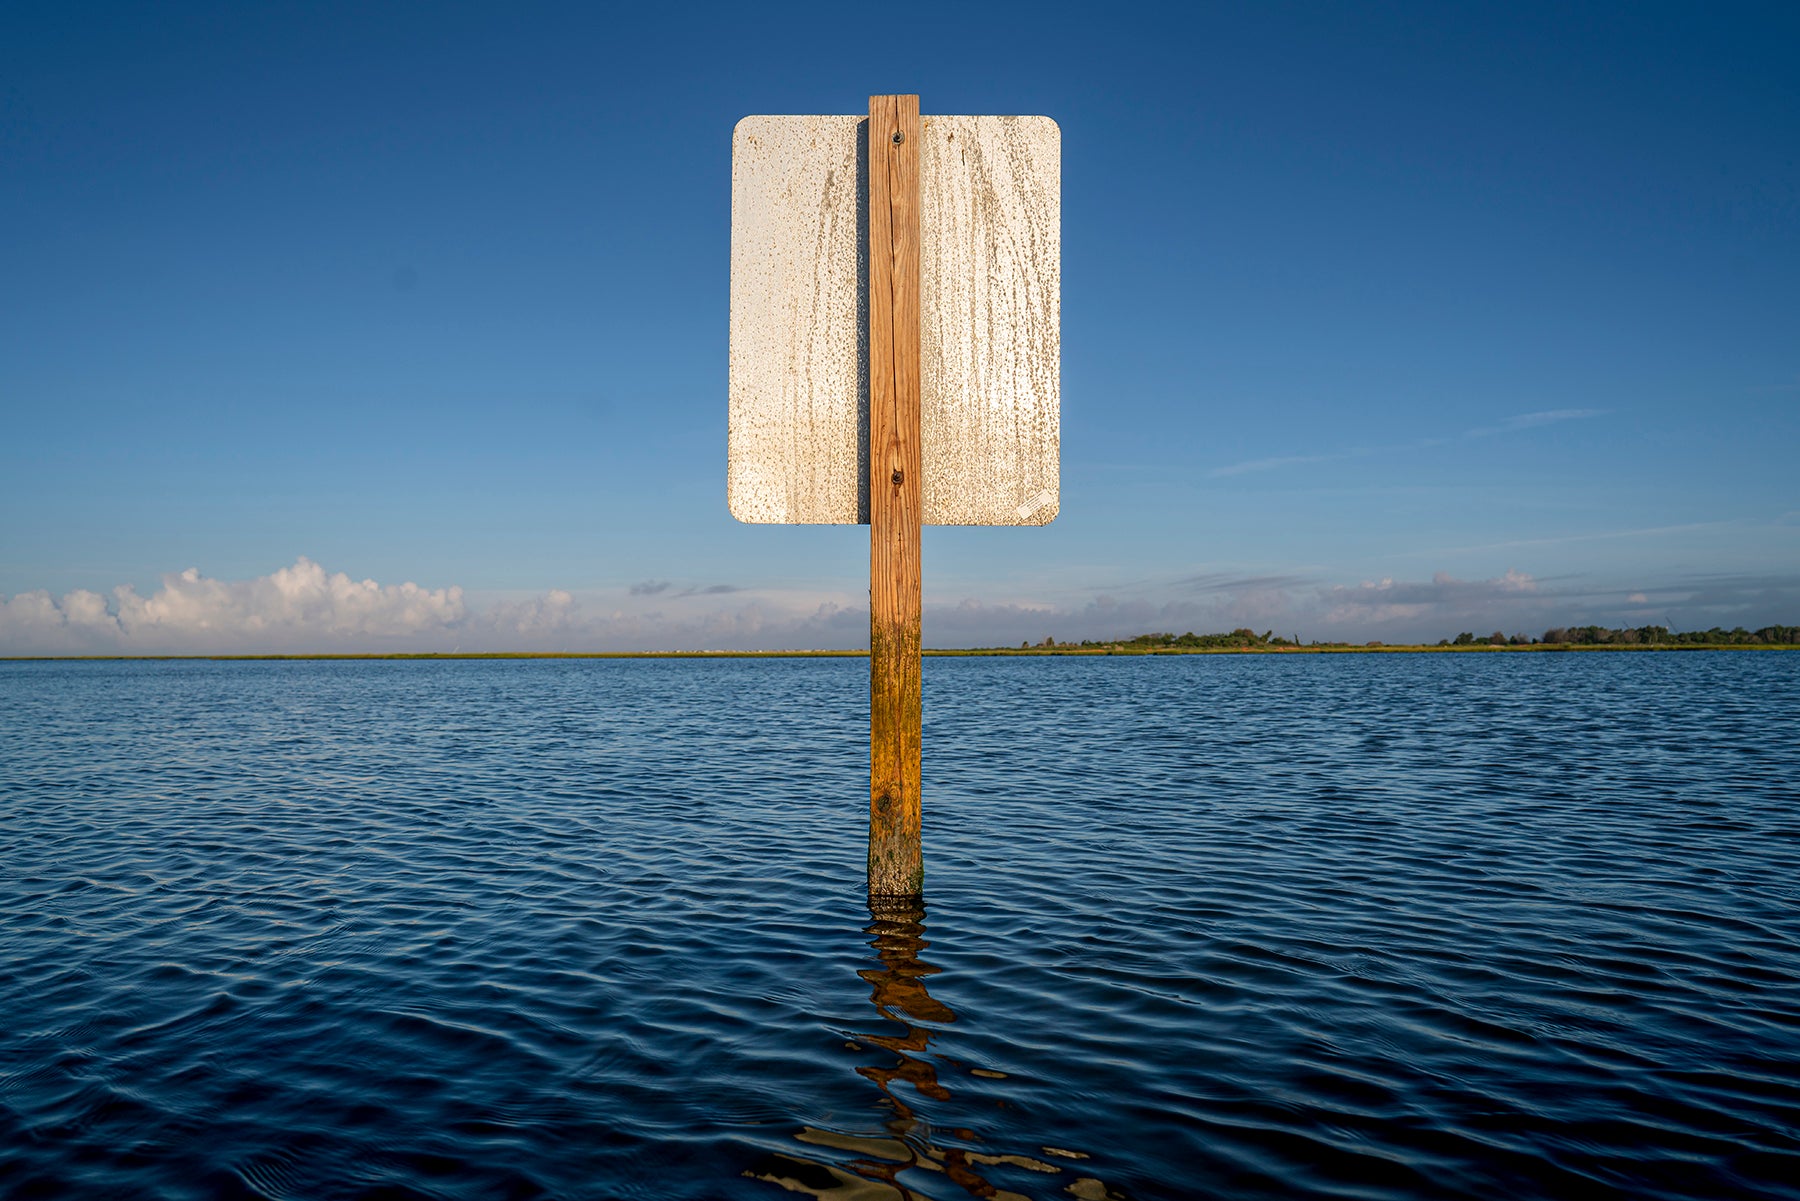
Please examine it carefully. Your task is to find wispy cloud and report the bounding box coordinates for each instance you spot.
[1318,568,1547,629]
[1464,408,1606,438]
[1168,571,1315,595]
[1400,521,1726,558]
[926,566,1799,646]
[629,579,740,598]
[1654,571,1800,618]
[1208,452,1348,478]
[1207,408,1605,478]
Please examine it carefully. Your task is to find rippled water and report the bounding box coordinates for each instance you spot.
[2,653,1798,1200]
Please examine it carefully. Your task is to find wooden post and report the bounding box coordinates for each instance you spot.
[867,93,923,900]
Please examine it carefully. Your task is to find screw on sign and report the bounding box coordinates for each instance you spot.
[728,95,1061,901]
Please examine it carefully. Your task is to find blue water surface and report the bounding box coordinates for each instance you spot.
[2,653,1797,1200]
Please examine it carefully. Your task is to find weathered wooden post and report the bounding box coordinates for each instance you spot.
[728,96,1060,903]
[865,94,923,898]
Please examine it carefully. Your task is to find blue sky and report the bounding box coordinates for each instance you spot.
[3,0,1796,652]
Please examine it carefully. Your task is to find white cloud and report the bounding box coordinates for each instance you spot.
[5,558,1795,655]
[0,558,870,655]
[1,558,467,653]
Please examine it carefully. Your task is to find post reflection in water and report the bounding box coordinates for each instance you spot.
[745,901,1125,1201]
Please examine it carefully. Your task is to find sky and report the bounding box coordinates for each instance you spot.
[3,0,1797,653]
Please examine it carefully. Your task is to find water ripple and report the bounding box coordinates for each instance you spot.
[2,653,1798,1198]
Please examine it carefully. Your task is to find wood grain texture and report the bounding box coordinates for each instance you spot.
[867,93,923,900]
[728,114,1059,526]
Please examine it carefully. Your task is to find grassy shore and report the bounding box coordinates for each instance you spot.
[5,643,1794,662]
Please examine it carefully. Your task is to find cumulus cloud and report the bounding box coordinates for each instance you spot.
[0,559,857,655]
[2,559,466,654]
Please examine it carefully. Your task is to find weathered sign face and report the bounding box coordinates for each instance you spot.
[728,115,1060,526]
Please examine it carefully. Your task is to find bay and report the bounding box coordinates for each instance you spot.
[2,653,1797,1199]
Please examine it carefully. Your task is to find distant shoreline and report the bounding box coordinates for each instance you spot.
[4,644,1795,662]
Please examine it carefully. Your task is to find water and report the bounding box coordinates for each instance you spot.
[2,653,1797,1200]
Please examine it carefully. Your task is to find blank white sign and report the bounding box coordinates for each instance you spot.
[728,114,1060,526]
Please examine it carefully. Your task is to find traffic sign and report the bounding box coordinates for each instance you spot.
[729,113,1060,526]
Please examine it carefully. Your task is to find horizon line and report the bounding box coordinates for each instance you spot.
[5,644,1795,663]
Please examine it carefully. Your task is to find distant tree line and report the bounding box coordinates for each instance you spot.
[1008,624,1799,651]
[1113,628,1298,649]
[1022,629,1301,650]
[1526,624,1800,646]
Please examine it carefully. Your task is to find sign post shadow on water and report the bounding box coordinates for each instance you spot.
[729,95,1061,902]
